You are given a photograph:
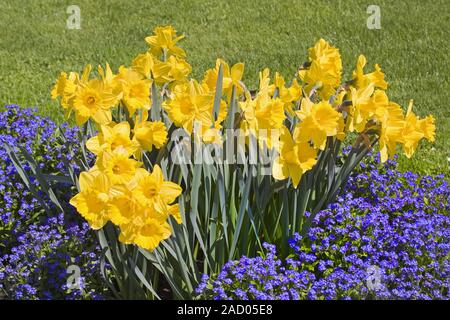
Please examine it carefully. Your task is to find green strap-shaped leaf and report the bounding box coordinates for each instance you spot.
[225,85,237,129]
[4,143,52,213]
[212,63,224,122]
[189,164,212,269]
[151,82,161,121]
[229,170,252,259]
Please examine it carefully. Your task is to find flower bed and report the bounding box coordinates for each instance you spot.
[197,156,450,300]
[2,25,443,300]
[2,107,447,300]
[0,105,105,299]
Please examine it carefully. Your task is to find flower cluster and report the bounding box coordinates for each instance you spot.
[163,59,242,143]
[52,25,436,253]
[197,156,450,300]
[51,26,191,125]
[0,213,107,300]
[0,105,106,299]
[52,27,185,252]
[0,105,81,243]
[69,163,182,251]
[272,40,435,187]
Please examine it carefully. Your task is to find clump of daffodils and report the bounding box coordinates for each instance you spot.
[52,26,189,251]
[52,25,436,252]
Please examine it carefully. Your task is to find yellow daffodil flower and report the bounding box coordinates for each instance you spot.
[167,55,192,82]
[132,52,193,86]
[167,203,182,224]
[163,79,226,134]
[114,66,152,116]
[118,214,172,252]
[418,115,436,143]
[51,71,78,117]
[299,39,342,100]
[69,171,112,229]
[295,99,342,150]
[203,59,245,98]
[201,126,223,145]
[348,83,375,132]
[272,126,318,188]
[107,185,143,226]
[86,122,139,156]
[95,146,142,184]
[268,73,302,115]
[239,91,286,149]
[72,78,119,126]
[132,165,182,214]
[132,119,168,158]
[352,55,388,90]
[401,100,435,158]
[145,25,186,58]
[376,102,405,163]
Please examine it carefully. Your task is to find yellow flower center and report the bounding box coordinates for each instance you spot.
[112,164,121,174]
[129,85,142,98]
[180,97,194,115]
[144,185,158,198]
[86,96,96,106]
[110,137,128,151]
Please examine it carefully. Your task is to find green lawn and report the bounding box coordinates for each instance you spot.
[1,0,448,175]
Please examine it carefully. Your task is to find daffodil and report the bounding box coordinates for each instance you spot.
[375,102,405,163]
[132,51,173,85]
[107,185,143,226]
[132,120,168,158]
[72,78,119,125]
[255,98,286,133]
[51,71,79,118]
[167,203,182,224]
[69,171,112,229]
[118,214,172,252]
[132,52,155,78]
[239,91,286,149]
[203,59,245,98]
[145,25,186,58]
[352,55,388,90]
[86,122,139,156]
[163,79,226,134]
[114,66,152,116]
[52,64,123,124]
[95,146,142,184]
[298,39,342,100]
[418,115,436,142]
[348,83,375,132]
[401,100,435,158]
[167,55,192,82]
[295,99,342,150]
[272,126,318,187]
[132,165,182,214]
[52,72,72,99]
[97,63,116,87]
[268,72,302,115]
[201,126,223,145]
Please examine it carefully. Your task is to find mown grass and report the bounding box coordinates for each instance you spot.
[0,0,448,175]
